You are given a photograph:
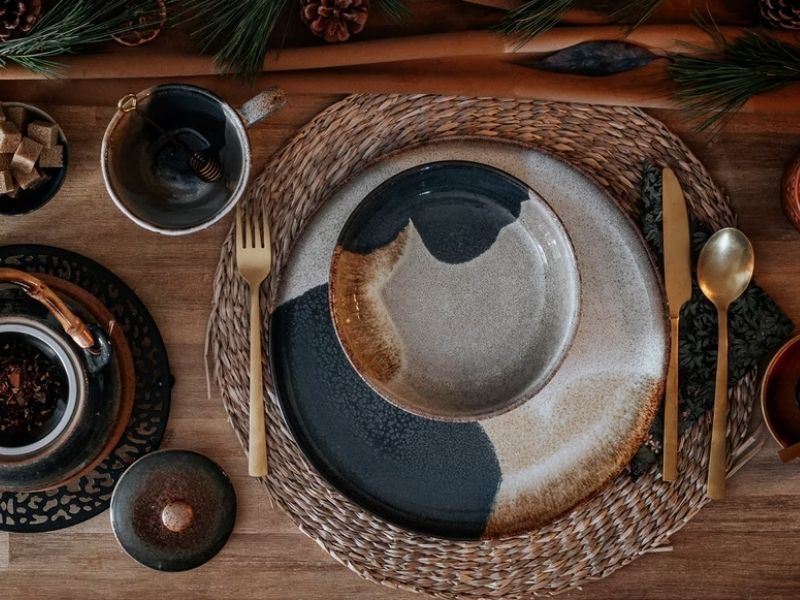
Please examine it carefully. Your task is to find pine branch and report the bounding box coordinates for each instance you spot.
[379,0,410,22]
[497,0,575,42]
[0,0,151,76]
[171,0,410,79]
[669,25,800,131]
[497,0,663,43]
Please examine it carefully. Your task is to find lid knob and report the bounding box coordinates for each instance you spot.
[161,500,194,533]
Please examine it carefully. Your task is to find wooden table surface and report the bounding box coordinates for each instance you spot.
[3,2,800,598]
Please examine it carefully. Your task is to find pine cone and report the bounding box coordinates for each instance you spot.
[300,0,370,43]
[760,0,800,29]
[0,0,41,42]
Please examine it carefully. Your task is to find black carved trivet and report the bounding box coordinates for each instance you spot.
[0,245,171,532]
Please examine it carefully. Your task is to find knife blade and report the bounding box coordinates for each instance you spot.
[661,167,692,482]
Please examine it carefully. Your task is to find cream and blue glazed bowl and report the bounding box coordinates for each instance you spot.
[329,161,581,421]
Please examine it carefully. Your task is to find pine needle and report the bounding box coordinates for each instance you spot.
[171,0,410,79]
[0,0,151,76]
[669,25,800,130]
[497,0,576,43]
[497,0,663,43]
[379,0,411,22]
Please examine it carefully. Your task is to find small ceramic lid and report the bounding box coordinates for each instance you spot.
[110,449,236,571]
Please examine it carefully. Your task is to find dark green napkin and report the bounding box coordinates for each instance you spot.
[629,163,794,477]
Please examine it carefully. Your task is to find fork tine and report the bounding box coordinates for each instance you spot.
[235,207,244,249]
[262,205,271,250]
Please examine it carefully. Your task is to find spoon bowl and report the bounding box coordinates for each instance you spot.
[697,228,754,308]
[697,227,754,500]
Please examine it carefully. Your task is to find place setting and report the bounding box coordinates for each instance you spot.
[208,94,794,595]
[2,0,800,597]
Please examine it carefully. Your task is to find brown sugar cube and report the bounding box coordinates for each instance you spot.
[27,120,60,147]
[0,170,15,194]
[0,122,22,153]
[0,153,11,170]
[38,145,63,169]
[11,137,42,174]
[5,106,28,130]
[13,167,45,190]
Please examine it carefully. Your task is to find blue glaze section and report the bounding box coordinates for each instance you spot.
[338,161,531,264]
[272,284,501,539]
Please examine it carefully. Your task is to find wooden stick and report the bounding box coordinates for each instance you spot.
[1,26,796,81]
[461,0,754,24]
[462,0,519,10]
[3,57,800,116]
[461,0,611,23]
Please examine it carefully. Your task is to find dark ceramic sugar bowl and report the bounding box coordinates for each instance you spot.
[111,450,237,571]
[0,102,68,217]
[0,268,119,491]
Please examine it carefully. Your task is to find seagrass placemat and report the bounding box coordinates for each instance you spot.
[208,95,757,598]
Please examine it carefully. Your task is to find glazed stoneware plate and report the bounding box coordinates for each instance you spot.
[329,162,581,421]
[271,140,668,539]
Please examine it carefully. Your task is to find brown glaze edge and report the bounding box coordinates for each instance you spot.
[760,333,800,451]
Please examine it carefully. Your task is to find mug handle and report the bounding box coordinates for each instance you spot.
[238,87,287,129]
[0,268,99,354]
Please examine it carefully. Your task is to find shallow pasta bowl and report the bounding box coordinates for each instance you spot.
[328,161,581,421]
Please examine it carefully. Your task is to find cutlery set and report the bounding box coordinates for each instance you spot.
[660,167,754,497]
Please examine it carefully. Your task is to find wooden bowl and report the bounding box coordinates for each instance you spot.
[761,334,800,452]
[782,152,800,233]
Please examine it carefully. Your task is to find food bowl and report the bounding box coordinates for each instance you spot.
[328,161,581,421]
[761,334,800,454]
[0,102,68,216]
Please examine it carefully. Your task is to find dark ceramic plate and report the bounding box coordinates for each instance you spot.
[0,103,68,217]
[271,142,667,539]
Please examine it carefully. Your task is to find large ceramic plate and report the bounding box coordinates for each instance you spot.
[271,140,668,539]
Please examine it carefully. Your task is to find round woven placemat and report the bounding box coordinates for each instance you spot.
[209,95,756,598]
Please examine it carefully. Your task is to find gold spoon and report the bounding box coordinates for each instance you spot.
[697,227,754,499]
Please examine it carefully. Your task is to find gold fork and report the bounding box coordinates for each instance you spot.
[235,204,272,477]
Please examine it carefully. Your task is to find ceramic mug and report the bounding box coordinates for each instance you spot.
[101,84,285,235]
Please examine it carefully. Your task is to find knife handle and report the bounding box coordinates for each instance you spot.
[707,307,729,499]
[662,316,680,482]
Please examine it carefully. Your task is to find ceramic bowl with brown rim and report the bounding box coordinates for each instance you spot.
[761,334,800,454]
[328,161,582,422]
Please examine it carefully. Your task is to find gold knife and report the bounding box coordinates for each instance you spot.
[661,167,692,481]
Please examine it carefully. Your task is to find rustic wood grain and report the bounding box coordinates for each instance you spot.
[1,85,798,600]
[2,1,800,597]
